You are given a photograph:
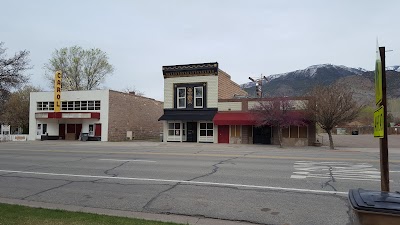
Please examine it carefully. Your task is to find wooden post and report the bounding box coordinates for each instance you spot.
[379,46,389,192]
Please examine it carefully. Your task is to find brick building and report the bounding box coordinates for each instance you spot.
[29,90,163,141]
[159,62,316,146]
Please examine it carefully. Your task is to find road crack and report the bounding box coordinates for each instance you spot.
[321,166,337,191]
[104,161,129,177]
[21,181,73,200]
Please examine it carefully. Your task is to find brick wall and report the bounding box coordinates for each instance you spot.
[108,91,163,141]
[218,69,248,99]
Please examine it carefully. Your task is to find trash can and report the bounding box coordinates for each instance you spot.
[352,131,359,135]
[81,133,89,142]
[348,188,400,225]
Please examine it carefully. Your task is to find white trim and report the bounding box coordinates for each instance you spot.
[177,87,186,109]
[194,86,203,108]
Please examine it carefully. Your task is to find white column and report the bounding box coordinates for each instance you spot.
[180,121,183,142]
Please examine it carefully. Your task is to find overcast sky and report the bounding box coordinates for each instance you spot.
[2,0,399,100]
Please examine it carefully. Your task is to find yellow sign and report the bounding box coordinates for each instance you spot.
[375,41,382,105]
[54,71,62,112]
[374,105,384,138]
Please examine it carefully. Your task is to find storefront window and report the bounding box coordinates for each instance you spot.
[200,122,213,137]
[168,122,181,136]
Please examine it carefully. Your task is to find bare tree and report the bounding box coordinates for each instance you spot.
[0,42,31,115]
[121,86,145,96]
[252,97,309,148]
[44,46,114,91]
[0,85,41,133]
[308,83,362,149]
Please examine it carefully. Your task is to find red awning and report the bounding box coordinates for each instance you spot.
[213,112,257,125]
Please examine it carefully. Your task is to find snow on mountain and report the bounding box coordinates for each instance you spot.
[240,64,366,89]
[387,65,400,72]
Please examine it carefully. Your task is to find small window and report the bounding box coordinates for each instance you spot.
[177,87,186,108]
[194,87,203,108]
[49,102,54,110]
[290,125,299,138]
[95,101,100,110]
[74,101,80,110]
[299,126,308,138]
[81,101,87,110]
[37,102,42,110]
[230,125,241,137]
[88,101,95,110]
[67,101,73,110]
[282,127,289,138]
[61,101,67,110]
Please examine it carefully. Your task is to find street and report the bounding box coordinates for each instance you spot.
[1,139,400,225]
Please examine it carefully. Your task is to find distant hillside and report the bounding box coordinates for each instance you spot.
[241,64,400,105]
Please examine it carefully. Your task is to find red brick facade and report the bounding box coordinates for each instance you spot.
[218,69,248,99]
[108,91,163,141]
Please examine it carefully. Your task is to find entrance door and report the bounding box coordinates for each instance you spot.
[218,125,229,143]
[75,124,82,140]
[186,122,197,142]
[59,124,66,140]
[95,123,101,137]
[253,126,272,144]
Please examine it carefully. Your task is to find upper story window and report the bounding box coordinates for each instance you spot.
[177,87,186,108]
[194,87,203,108]
[36,101,100,111]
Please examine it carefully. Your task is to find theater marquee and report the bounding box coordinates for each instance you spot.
[54,71,62,112]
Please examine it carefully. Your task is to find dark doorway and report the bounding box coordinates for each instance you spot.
[253,126,272,144]
[75,124,82,140]
[59,124,66,140]
[218,125,229,143]
[186,122,197,142]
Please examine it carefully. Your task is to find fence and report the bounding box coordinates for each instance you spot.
[0,134,28,142]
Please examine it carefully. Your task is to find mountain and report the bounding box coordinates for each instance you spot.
[241,64,400,105]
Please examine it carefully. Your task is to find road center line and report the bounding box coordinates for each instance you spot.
[0,169,348,196]
[98,159,157,163]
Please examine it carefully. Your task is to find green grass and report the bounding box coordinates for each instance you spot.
[0,203,183,225]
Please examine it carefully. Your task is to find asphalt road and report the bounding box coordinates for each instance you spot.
[1,141,400,225]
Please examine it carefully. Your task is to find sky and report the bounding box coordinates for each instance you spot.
[2,0,400,101]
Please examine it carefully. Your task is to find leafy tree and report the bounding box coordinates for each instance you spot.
[0,85,41,133]
[308,83,362,149]
[252,97,309,148]
[0,42,30,116]
[44,46,114,91]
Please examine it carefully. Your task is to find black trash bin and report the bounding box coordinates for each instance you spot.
[81,133,89,142]
[349,188,400,225]
[352,131,359,135]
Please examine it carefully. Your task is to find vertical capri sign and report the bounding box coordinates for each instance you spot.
[54,71,62,112]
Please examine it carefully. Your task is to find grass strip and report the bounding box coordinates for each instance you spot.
[0,203,183,225]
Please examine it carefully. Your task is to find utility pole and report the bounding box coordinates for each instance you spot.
[249,74,269,98]
[379,46,389,192]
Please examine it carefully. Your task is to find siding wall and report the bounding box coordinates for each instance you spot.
[164,76,218,109]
